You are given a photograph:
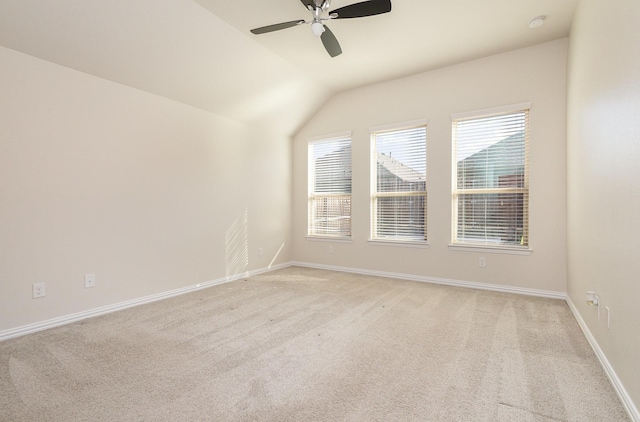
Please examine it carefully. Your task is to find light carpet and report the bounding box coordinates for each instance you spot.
[0,266,630,421]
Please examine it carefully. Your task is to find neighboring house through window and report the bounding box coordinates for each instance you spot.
[308,135,352,238]
[451,104,530,249]
[370,123,427,243]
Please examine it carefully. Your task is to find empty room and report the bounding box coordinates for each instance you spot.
[1,0,638,420]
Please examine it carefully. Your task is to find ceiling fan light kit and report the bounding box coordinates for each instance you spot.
[250,0,392,57]
[311,21,325,36]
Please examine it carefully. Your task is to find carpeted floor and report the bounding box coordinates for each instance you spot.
[0,266,630,421]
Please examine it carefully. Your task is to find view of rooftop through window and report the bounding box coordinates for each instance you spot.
[308,138,352,237]
[371,125,427,241]
[453,109,529,247]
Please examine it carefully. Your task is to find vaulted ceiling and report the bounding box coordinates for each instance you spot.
[0,0,578,135]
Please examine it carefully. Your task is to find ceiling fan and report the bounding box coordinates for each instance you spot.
[250,0,392,57]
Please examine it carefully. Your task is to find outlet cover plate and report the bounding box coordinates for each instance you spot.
[33,282,46,298]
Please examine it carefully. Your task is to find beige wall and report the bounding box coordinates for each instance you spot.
[567,0,640,411]
[293,39,568,294]
[0,46,292,332]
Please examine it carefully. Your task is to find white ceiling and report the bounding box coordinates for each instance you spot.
[0,0,578,135]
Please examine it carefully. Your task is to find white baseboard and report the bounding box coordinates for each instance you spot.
[293,261,637,420]
[0,261,561,342]
[566,297,639,422]
[3,261,635,421]
[291,261,566,299]
[0,262,291,342]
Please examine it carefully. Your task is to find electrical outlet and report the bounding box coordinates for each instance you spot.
[33,282,46,298]
[479,257,486,268]
[258,248,264,256]
[329,245,334,254]
[85,274,96,288]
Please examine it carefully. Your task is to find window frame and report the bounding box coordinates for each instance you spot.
[307,132,352,240]
[450,103,532,254]
[369,120,428,246]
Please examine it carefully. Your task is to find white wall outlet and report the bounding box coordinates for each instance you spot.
[329,245,334,254]
[85,274,96,288]
[33,282,46,298]
[479,257,486,268]
[258,248,264,256]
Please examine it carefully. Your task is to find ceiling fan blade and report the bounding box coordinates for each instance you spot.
[250,20,305,35]
[320,25,342,57]
[330,0,392,19]
[300,0,315,9]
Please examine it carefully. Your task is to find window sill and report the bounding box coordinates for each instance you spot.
[448,243,532,255]
[306,236,353,243]
[368,239,430,249]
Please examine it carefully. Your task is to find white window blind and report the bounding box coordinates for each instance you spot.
[452,109,529,247]
[371,125,427,241]
[308,138,352,237]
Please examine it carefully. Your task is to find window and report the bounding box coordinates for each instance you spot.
[371,124,427,242]
[308,136,352,238]
[452,105,530,248]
